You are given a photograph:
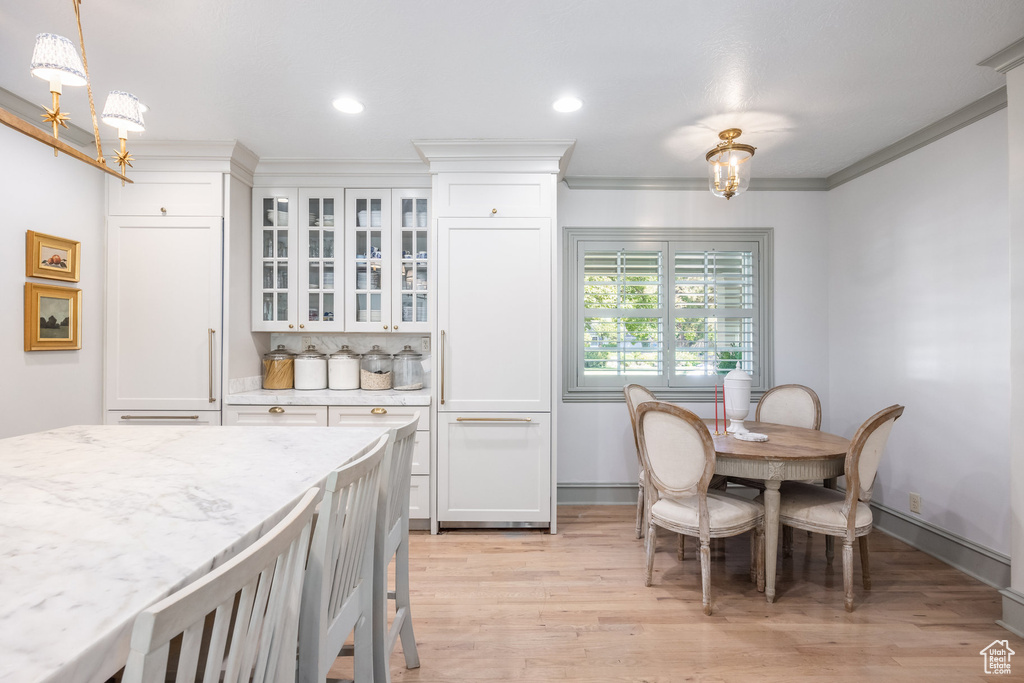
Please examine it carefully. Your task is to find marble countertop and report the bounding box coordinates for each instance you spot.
[226,387,432,406]
[0,424,388,683]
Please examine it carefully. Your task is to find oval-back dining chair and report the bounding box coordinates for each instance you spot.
[637,401,764,615]
[755,384,822,430]
[774,404,905,611]
[624,384,657,539]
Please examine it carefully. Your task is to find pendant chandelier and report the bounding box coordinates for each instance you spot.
[0,0,144,184]
[706,128,755,200]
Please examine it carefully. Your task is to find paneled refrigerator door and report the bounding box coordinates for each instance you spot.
[106,215,223,410]
[436,217,551,412]
[299,190,343,331]
[345,190,392,332]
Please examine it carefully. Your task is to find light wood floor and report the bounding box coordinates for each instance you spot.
[331,505,1022,682]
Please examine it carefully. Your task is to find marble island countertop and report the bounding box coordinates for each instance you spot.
[226,387,432,406]
[0,424,388,683]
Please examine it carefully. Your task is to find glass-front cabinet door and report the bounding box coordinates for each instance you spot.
[252,189,298,332]
[299,190,343,331]
[345,190,392,332]
[392,190,430,333]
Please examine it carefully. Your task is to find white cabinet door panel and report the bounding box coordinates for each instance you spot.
[106,216,222,411]
[409,474,430,520]
[435,173,552,218]
[437,413,550,523]
[327,405,428,430]
[437,217,551,412]
[108,172,222,216]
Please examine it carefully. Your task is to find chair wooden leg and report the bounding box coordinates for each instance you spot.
[354,609,375,683]
[858,535,871,590]
[843,538,855,612]
[635,484,644,539]
[645,522,657,587]
[395,538,420,669]
[700,537,712,615]
[677,534,685,561]
[756,523,766,593]
[825,536,835,567]
[782,525,793,558]
[749,532,756,583]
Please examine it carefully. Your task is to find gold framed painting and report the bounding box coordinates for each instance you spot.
[26,230,80,282]
[25,283,82,351]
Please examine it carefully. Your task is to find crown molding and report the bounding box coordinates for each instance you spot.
[412,139,576,177]
[562,176,828,191]
[124,140,258,183]
[825,86,1007,190]
[979,36,1024,74]
[0,85,95,148]
[253,158,430,188]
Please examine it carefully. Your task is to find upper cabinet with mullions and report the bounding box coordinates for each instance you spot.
[252,187,429,333]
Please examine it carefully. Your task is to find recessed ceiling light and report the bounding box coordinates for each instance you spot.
[332,97,364,114]
[553,96,583,113]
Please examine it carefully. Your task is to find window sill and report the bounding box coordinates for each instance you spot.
[562,389,768,404]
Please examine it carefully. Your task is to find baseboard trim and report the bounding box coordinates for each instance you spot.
[557,482,638,505]
[998,588,1024,637]
[868,501,1010,589]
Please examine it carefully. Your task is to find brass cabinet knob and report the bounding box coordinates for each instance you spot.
[383,325,388,330]
[299,324,304,328]
[269,407,285,414]
[370,407,387,415]
[393,325,398,330]
[160,207,167,214]
[288,324,294,329]
[491,208,497,214]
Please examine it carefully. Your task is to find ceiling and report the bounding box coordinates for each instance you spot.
[2,0,1022,179]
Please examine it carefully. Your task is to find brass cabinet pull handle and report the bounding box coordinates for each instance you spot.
[456,417,532,422]
[208,328,216,403]
[370,407,388,415]
[440,329,446,405]
[269,406,285,414]
[121,415,200,420]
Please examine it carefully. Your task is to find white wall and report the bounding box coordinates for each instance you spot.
[556,187,831,484]
[828,110,1010,555]
[0,126,105,438]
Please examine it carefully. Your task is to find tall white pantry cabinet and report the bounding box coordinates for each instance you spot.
[417,140,573,531]
[103,144,256,426]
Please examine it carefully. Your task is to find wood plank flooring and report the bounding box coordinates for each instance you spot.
[330,505,1022,682]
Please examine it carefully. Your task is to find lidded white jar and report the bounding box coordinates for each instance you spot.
[328,345,361,390]
[294,345,328,390]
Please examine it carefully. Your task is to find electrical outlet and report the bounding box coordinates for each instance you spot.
[421,336,430,352]
[301,336,311,349]
[909,492,921,514]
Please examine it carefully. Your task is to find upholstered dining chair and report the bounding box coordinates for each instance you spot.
[752,384,824,559]
[372,414,421,683]
[772,404,904,611]
[299,435,390,683]
[122,487,320,683]
[637,401,765,615]
[624,383,657,539]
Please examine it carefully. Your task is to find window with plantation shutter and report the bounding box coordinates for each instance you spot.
[564,228,772,401]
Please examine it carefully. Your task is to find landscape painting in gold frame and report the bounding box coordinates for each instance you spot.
[25,283,82,351]
[26,230,80,282]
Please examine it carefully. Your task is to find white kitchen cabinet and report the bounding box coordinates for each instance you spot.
[254,188,426,333]
[252,188,344,331]
[106,410,222,426]
[436,217,551,412]
[434,172,554,218]
[105,215,222,413]
[222,405,328,427]
[436,413,551,524]
[107,171,223,217]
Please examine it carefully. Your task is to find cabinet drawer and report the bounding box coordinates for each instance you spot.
[222,405,328,426]
[411,431,429,475]
[108,172,223,216]
[106,410,221,426]
[409,474,430,519]
[435,173,553,217]
[327,405,428,430]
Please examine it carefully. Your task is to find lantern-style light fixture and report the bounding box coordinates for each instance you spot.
[101,91,145,182]
[706,128,756,200]
[30,33,87,149]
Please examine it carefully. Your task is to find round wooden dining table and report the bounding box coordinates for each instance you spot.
[707,420,851,604]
